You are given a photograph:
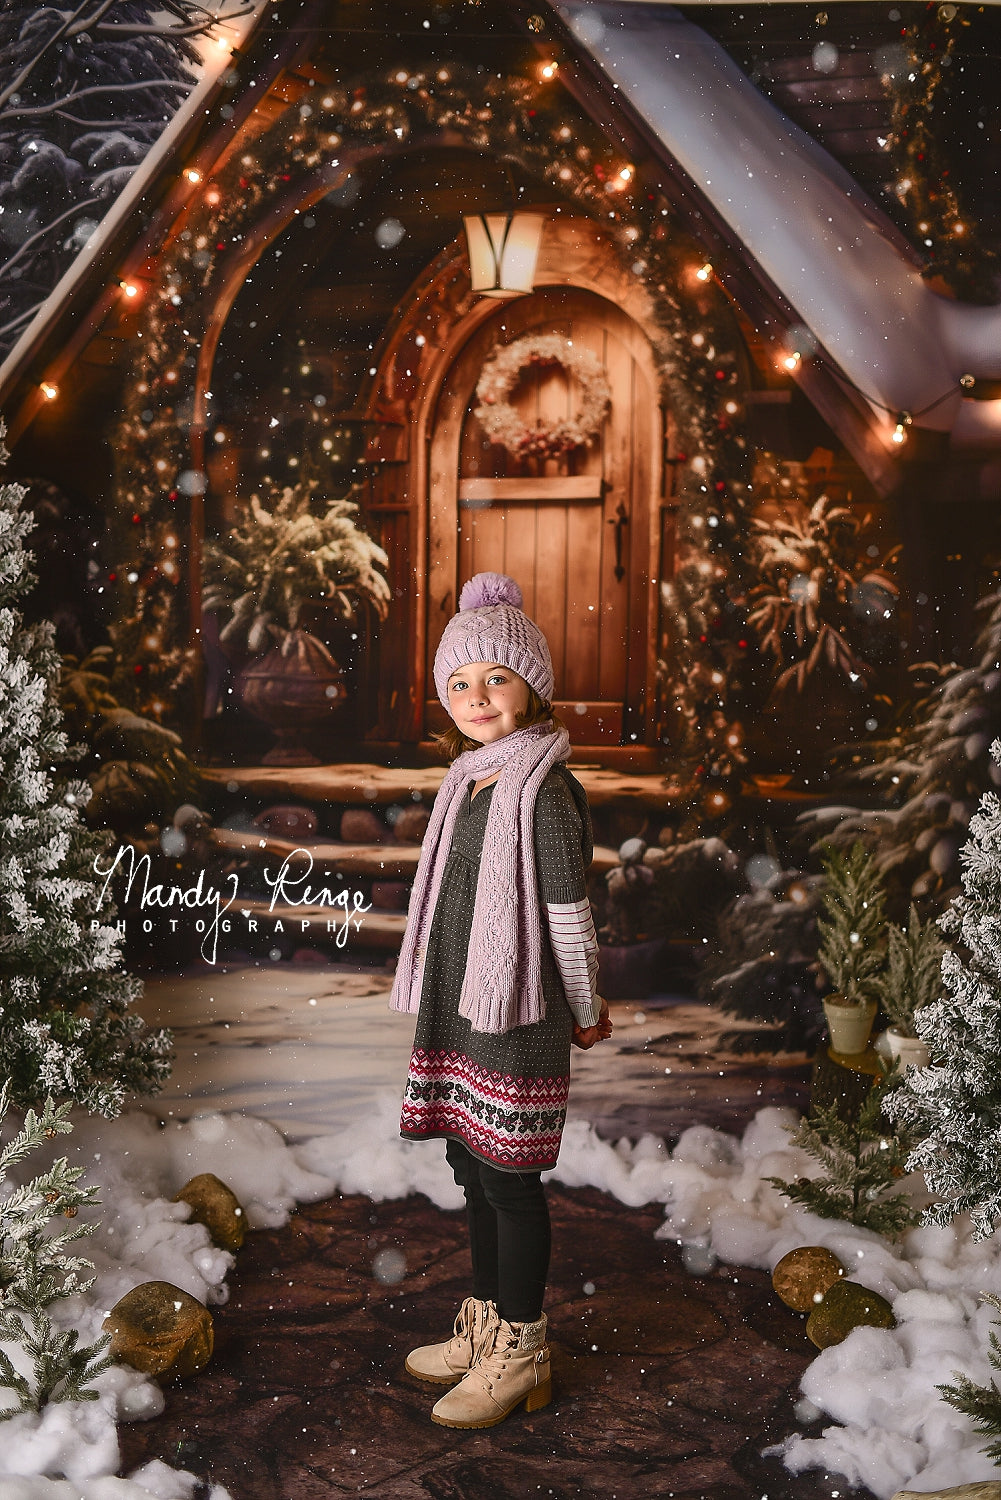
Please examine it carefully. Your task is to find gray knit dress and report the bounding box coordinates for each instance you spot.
[400,767,593,1172]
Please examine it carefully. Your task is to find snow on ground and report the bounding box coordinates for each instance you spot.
[0,1109,333,1496]
[5,961,1000,1497]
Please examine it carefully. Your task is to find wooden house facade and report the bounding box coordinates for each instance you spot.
[3,0,1001,770]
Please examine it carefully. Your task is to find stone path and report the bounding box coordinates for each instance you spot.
[118,1183,871,1500]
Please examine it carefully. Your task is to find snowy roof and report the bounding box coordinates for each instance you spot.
[552,2,1001,451]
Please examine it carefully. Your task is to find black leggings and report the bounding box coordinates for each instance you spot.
[445,1139,551,1324]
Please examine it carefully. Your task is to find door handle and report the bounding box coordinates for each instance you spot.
[608,503,629,582]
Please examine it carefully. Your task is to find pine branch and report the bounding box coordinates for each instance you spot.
[939,1295,1001,1463]
[95,4,254,37]
[0,79,191,123]
[816,841,887,1002]
[0,1087,113,1412]
[767,1083,919,1236]
[0,198,104,285]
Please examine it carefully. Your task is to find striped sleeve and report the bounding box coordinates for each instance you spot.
[546,897,600,1028]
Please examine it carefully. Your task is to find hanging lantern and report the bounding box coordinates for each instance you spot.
[463,212,545,298]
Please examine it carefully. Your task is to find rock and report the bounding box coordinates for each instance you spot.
[173,1172,246,1252]
[597,938,667,1000]
[392,804,430,843]
[806,1279,895,1349]
[892,1488,1001,1500]
[370,880,410,911]
[252,803,318,839]
[103,1281,214,1380]
[340,807,389,843]
[772,1246,846,1312]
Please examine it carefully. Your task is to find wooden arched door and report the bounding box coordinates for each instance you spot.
[425,286,661,745]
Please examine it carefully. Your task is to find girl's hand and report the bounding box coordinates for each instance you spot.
[572,997,612,1049]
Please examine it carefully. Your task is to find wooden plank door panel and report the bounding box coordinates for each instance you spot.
[426,286,658,746]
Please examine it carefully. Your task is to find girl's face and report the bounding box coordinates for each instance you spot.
[447,661,531,744]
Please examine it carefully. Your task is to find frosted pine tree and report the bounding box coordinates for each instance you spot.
[885,739,1001,1238]
[806,590,1001,908]
[0,1086,113,1412]
[0,0,237,356]
[0,429,171,1114]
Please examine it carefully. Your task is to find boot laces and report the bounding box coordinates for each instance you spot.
[447,1297,495,1358]
[471,1324,521,1390]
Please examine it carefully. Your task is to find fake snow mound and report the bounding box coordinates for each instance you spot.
[5,1099,1000,1499]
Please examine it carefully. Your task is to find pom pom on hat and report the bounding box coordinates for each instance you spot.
[433,571,554,710]
[458,572,522,611]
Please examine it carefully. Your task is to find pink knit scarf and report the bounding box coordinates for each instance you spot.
[390,722,572,1035]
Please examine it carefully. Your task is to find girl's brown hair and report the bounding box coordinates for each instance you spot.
[434,685,565,763]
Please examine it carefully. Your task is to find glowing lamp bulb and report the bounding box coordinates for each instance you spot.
[40,381,58,401]
[782,351,801,373]
[695,262,713,282]
[120,280,138,298]
[540,61,559,80]
[184,168,202,184]
[891,411,912,446]
[618,165,633,183]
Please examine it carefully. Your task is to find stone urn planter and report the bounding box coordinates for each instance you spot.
[822,994,877,1056]
[883,1026,931,1071]
[236,628,346,765]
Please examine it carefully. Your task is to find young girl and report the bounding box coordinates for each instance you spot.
[391,571,611,1430]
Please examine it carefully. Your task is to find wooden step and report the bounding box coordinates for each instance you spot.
[203,762,677,810]
[211,826,621,877]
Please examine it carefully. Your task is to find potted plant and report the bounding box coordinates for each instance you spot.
[202,482,390,764]
[816,841,886,1055]
[877,904,945,1069]
[746,478,899,776]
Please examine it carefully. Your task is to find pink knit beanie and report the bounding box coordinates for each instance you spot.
[433,572,554,710]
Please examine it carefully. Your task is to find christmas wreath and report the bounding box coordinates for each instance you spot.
[473,333,611,459]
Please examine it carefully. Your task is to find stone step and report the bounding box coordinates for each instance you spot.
[211,827,621,878]
[203,762,676,811]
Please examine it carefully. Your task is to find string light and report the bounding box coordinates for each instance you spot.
[40,381,58,401]
[540,61,559,80]
[695,262,713,282]
[891,412,912,445]
[119,280,139,298]
[781,350,801,373]
[184,168,202,184]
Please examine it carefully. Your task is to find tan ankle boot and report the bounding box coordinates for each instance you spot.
[405,1296,499,1385]
[430,1313,551,1428]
